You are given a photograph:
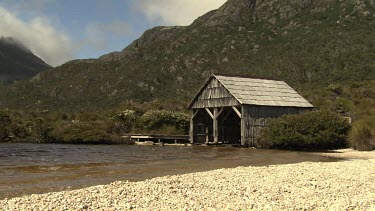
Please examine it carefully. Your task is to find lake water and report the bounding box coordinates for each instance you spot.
[0,143,340,199]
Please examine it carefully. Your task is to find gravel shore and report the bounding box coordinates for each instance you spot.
[1,151,374,210]
[316,148,375,159]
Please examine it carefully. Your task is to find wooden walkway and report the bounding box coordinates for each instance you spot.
[125,134,190,144]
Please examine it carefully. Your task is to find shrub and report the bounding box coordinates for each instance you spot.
[110,110,138,134]
[0,111,11,142]
[10,123,30,140]
[259,110,351,150]
[30,118,55,143]
[327,84,343,96]
[349,116,375,151]
[61,121,104,143]
[50,120,132,144]
[0,126,10,142]
[140,110,189,134]
[0,111,11,126]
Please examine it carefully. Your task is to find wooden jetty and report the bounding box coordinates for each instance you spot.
[125,134,190,145]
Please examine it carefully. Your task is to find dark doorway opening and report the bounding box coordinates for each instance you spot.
[193,109,213,144]
[221,109,241,145]
[192,107,241,145]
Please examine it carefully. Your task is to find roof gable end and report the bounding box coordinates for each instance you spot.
[188,74,314,108]
[187,75,240,109]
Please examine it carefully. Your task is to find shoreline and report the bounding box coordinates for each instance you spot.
[1,150,374,210]
[0,144,340,201]
[315,148,375,159]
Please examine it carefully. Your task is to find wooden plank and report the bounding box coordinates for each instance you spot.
[192,97,240,109]
[130,135,189,140]
[240,105,245,146]
[213,108,218,144]
[131,135,151,139]
[205,108,214,119]
[232,106,242,118]
[189,110,194,144]
[150,135,189,139]
[216,107,224,118]
[191,77,240,109]
[192,109,200,119]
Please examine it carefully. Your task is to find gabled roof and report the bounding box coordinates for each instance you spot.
[188,74,314,108]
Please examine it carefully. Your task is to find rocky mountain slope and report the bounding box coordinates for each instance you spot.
[0,37,51,84]
[0,0,374,111]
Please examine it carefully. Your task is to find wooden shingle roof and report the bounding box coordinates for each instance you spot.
[188,74,314,108]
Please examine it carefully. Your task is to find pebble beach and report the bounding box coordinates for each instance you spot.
[1,150,374,210]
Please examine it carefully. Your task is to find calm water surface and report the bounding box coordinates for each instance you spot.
[0,143,340,199]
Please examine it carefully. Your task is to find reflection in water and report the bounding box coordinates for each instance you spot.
[0,143,340,199]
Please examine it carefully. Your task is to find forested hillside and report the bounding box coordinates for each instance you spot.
[0,37,50,84]
[0,0,374,113]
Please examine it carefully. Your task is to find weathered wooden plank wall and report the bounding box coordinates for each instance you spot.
[192,78,240,109]
[242,105,312,146]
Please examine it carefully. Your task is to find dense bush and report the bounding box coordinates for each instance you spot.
[110,110,138,134]
[258,111,351,150]
[0,108,190,144]
[349,116,375,151]
[10,122,30,140]
[0,111,11,142]
[31,118,55,143]
[0,110,135,144]
[140,110,189,134]
[51,120,133,144]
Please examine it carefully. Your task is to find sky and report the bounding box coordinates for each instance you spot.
[0,0,226,66]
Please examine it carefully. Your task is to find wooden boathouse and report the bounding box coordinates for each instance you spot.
[188,74,314,147]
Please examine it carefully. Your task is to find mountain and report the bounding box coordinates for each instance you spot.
[0,37,51,84]
[0,0,374,111]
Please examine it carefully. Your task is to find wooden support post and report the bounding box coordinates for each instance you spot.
[192,109,199,119]
[232,106,242,118]
[213,108,218,144]
[240,106,246,146]
[216,107,224,118]
[205,108,214,119]
[189,110,194,144]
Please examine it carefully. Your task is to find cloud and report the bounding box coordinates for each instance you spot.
[0,0,58,15]
[0,6,74,66]
[84,21,133,51]
[132,0,227,25]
